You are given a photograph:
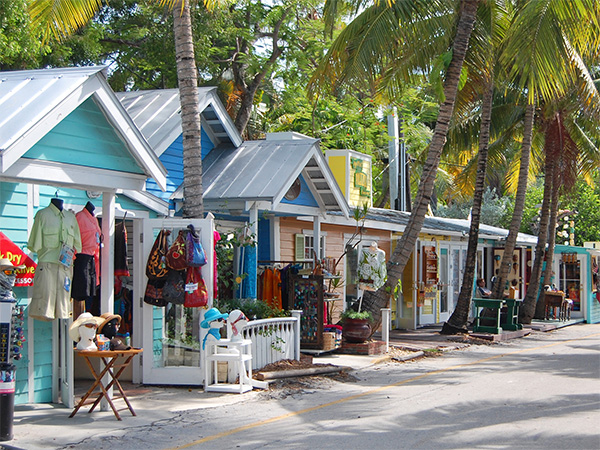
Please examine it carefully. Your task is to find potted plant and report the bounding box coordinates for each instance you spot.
[341,309,373,343]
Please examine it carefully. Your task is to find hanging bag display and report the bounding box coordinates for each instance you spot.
[162,269,186,305]
[143,278,168,307]
[146,229,171,280]
[186,224,207,267]
[166,229,188,271]
[184,266,209,307]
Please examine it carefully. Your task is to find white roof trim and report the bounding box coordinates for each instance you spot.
[198,89,243,148]
[120,189,170,216]
[1,159,149,192]
[0,67,167,191]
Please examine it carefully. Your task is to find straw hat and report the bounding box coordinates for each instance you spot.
[0,258,25,271]
[69,312,104,342]
[98,313,122,334]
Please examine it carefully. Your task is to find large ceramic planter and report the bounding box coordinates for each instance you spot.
[343,318,372,343]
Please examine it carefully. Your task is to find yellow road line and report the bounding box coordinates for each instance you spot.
[169,331,600,449]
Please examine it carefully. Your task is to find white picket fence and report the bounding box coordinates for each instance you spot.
[242,314,301,370]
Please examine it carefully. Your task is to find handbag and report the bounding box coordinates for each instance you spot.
[186,224,207,267]
[143,278,168,307]
[163,269,186,305]
[166,229,188,271]
[146,229,171,280]
[184,266,208,307]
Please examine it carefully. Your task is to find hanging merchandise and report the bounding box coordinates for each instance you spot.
[114,220,130,277]
[146,229,171,280]
[143,278,168,307]
[27,198,82,321]
[186,225,207,267]
[184,266,208,307]
[162,269,186,305]
[166,229,188,271]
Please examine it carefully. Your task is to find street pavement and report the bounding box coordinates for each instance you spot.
[2,322,598,450]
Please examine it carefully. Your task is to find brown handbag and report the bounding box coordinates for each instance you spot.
[146,229,171,280]
[166,229,188,271]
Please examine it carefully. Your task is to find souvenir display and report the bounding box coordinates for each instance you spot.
[166,229,188,271]
[146,229,171,280]
[186,224,207,267]
[290,275,323,349]
[184,266,208,307]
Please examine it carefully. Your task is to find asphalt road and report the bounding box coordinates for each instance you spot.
[69,322,597,450]
[12,323,594,450]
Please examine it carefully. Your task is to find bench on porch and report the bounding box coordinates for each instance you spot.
[472,298,523,334]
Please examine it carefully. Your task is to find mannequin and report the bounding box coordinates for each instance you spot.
[98,313,129,350]
[227,310,248,342]
[69,312,103,351]
[73,202,102,315]
[200,308,229,350]
[84,201,95,214]
[28,198,82,321]
[358,241,387,291]
[50,197,64,211]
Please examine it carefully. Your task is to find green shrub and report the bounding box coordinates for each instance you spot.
[216,298,289,320]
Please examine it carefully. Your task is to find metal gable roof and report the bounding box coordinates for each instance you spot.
[0,66,167,191]
[328,207,537,245]
[117,87,243,156]
[172,138,349,216]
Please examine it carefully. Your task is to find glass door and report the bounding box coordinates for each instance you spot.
[558,253,585,319]
[418,241,438,325]
[139,218,214,385]
[438,248,450,322]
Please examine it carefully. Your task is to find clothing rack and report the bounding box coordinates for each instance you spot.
[258,260,313,266]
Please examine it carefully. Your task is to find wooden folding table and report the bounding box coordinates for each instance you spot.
[69,348,142,421]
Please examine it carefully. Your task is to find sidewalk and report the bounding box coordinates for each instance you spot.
[2,321,569,450]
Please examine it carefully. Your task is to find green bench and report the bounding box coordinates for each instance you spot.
[473,298,523,334]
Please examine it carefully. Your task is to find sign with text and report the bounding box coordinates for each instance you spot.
[0,232,37,286]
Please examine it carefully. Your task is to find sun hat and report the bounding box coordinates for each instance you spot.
[200,308,229,329]
[0,258,25,271]
[98,313,122,334]
[69,312,104,342]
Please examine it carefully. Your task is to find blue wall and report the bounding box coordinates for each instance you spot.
[145,129,215,204]
[23,98,144,175]
[281,175,318,207]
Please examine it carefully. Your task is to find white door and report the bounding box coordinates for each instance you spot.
[53,318,74,408]
[137,217,215,385]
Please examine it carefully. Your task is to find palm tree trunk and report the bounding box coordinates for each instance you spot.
[534,163,561,319]
[173,0,204,218]
[520,148,554,323]
[492,101,535,299]
[361,0,481,331]
[441,79,493,334]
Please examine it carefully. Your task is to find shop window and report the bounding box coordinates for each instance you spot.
[295,234,325,261]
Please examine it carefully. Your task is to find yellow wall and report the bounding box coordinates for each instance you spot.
[327,156,347,197]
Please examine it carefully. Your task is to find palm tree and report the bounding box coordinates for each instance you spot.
[29,0,209,218]
[311,0,481,329]
[440,0,509,334]
[492,0,600,299]
[523,96,600,322]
